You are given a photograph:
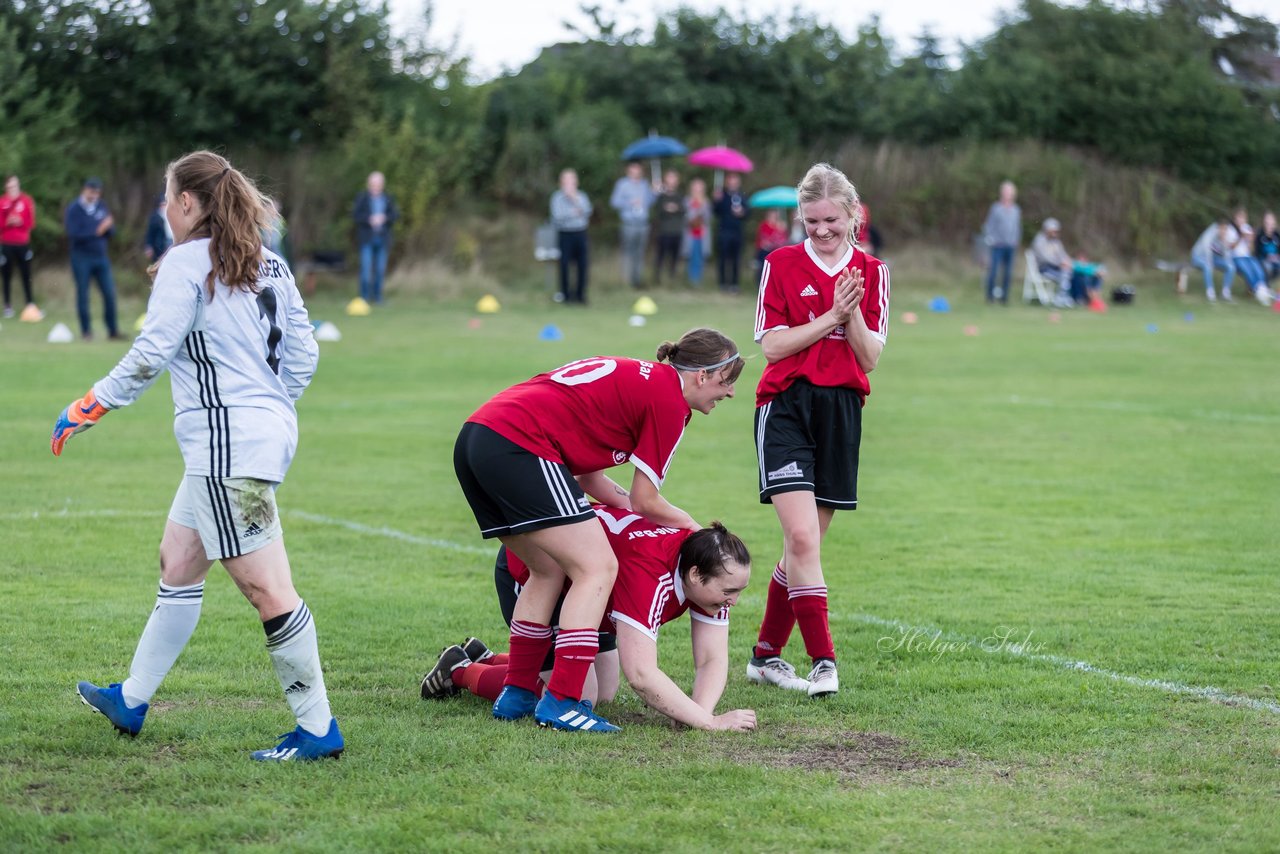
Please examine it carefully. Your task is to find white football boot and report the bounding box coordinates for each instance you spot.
[746,656,811,692]
[806,659,839,698]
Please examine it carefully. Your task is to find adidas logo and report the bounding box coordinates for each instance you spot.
[767,462,804,482]
[244,522,264,537]
[284,680,310,695]
[800,284,819,297]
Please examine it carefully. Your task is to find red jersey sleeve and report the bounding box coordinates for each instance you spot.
[859,255,890,344]
[627,373,689,489]
[754,252,792,343]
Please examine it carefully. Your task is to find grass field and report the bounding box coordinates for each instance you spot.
[2,258,1278,852]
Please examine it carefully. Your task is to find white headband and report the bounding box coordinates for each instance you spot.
[672,352,740,373]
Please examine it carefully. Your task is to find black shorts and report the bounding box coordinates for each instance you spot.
[494,547,617,671]
[755,379,862,509]
[454,422,596,539]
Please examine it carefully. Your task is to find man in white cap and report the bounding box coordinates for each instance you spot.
[1031,218,1074,306]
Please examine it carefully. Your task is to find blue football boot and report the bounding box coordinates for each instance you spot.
[491,685,539,721]
[77,681,148,737]
[534,694,620,733]
[250,718,344,761]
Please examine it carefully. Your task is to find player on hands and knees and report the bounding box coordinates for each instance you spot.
[454,328,743,732]
[750,163,890,698]
[52,150,341,761]
[423,507,756,732]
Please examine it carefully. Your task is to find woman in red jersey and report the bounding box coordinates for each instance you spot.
[422,506,756,732]
[749,163,890,699]
[454,328,744,732]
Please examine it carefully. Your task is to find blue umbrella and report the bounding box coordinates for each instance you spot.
[622,133,688,183]
[749,186,799,209]
[622,135,688,160]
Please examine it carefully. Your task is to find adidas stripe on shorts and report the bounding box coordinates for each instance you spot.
[754,379,862,509]
[454,422,596,539]
[168,475,283,560]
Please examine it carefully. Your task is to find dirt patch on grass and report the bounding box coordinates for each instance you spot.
[732,729,962,782]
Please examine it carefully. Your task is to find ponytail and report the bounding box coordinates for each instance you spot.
[165,150,271,296]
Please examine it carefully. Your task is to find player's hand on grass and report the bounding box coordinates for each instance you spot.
[51,389,110,456]
[709,709,757,731]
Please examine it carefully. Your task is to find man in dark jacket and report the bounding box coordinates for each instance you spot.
[64,177,122,340]
[352,171,399,304]
[713,172,749,294]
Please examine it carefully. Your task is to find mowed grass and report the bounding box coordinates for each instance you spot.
[2,259,1278,851]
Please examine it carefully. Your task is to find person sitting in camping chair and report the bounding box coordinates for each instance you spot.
[1031,218,1075,307]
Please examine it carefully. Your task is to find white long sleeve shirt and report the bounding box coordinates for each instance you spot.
[94,239,318,482]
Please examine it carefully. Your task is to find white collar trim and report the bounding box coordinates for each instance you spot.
[804,238,853,277]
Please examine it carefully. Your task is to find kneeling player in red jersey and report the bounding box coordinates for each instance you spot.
[422,506,757,732]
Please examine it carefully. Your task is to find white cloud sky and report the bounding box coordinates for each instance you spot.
[392,0,1277,80]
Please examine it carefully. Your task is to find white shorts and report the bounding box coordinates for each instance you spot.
[168,476,283,561]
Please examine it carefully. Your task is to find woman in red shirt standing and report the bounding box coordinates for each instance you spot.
[749,163,890,698]
[454,327,743,732]
[0,174,40,320]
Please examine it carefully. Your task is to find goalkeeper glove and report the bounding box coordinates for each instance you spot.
[51,388,110,456]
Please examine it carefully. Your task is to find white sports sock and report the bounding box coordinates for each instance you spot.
[121,581,204,708]
[265,601,332,736]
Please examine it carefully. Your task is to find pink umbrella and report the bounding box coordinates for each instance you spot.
[688,145,753,193]
[687,146,754,172]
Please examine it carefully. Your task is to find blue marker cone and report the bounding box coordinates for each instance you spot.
[539,324,563,341]
[928,296,950,313]
[1146,323,1159,333]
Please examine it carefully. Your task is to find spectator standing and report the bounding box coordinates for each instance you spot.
[1,174,39,320]
[549,168,592,305]
[1190,220,1237,302]
[610,162,655,289]
[684,179,711,287]
[653,170,685,285]
[1256,211,1280,283]
[713,172,750,293]
[263,197,288,263]
[143,193,173,265]
[64,177,121,340]
[982,181,1021,304]
[352,171,399,305]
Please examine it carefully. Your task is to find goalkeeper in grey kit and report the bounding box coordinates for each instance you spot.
[51,150,343,761]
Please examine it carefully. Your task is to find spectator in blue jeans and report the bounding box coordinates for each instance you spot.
[352,171,399,304]
[610,161,655,289]
[64,177,122,341]
[1256,211,1280,283]
[1189,220,1236,302]
[982,181,1021,304]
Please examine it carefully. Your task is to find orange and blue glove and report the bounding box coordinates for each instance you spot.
[51,389,110,456]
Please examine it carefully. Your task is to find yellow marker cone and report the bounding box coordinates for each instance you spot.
[632,295,658,316]
[133,313,147,332]
[346,297,372,317]
[476,294,501,314]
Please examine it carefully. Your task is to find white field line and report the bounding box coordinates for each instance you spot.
[1,507,491,557]
[285,510,492,556]
[13,507,1276,715]
[850,612,1280,716]
[1000,394,1280,425]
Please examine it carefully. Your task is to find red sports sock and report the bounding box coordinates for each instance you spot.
[487,652,510,666]
[754,563,797,659]
[457,662,510,701]
[503,620,553,693]
[789,585,835,662]
[546,627,599,701]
